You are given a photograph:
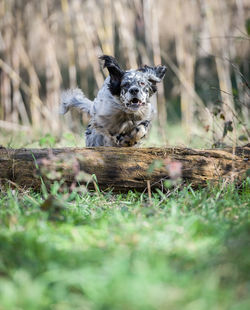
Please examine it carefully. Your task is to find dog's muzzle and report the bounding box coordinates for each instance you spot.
[126,97,145,110]
[126,87,145,110]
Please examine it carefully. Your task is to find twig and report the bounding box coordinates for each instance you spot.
[93,181,100,196]
[147,180,152,204]
[211,87,250,139]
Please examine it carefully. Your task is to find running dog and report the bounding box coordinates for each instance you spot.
[60,55,166,146]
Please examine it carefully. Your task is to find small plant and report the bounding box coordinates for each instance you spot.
[38,134,57,148]
[38,152,93,194]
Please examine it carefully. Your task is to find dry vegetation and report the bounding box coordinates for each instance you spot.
[0,0,249,146]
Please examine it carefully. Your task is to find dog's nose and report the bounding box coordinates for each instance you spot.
[129,87,139,95]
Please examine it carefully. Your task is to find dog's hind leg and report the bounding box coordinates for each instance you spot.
[60,88,93,116]
[85,125,115,147]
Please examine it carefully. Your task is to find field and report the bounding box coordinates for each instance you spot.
[0,167,249,309]
[0,0,249,309]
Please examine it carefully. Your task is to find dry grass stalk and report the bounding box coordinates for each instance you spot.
[175,0,197,138]
[204,0,236,120]
[147,180,152,204]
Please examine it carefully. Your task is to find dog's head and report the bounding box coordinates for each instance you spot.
[100,55,167,112]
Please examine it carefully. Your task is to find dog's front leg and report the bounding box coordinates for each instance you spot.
[117,120,151,147]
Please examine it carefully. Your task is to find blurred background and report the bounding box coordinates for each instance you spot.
[0,0,249,148]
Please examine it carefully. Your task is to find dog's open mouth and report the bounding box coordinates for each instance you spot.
[127,98,145,109]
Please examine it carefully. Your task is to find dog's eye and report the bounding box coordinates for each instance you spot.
[140,82,145,86]
[122,82,130,88]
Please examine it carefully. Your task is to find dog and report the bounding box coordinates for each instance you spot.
[60,55,166,147]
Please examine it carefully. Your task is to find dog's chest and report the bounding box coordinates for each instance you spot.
[95,110,141,135]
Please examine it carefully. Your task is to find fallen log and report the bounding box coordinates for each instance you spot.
[0,145,249,192]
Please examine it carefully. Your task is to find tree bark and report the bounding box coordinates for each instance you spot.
[0,145,249,192]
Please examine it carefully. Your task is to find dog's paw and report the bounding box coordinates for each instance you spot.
[132,120,150,141]
[116,135,129,147]
[116,120,151,147]
[133,125,147,140]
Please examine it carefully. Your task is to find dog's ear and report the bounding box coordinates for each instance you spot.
[99,55,124,96]
[139,65,167,83]
[99,55,124,81]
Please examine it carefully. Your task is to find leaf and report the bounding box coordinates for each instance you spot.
[164,180,172,189]
[213,141,227,148]
[75,171,92,182]
[147,160,163,174]
[220,113,225,120]
[213,107,221,116]
[246,18,250,36]
[239,135,248,142]
[232,88,238,96]
[204,125,210,132]
[223,121,233,138]
[39,134,57,147]
[40,195,63,211]
[46,170,62,180]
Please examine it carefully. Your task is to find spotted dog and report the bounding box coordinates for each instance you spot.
[60,55,166,147]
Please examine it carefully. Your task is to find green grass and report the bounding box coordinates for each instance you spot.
[0,180,249,310]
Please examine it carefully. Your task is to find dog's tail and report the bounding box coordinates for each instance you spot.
[60,88,93,115]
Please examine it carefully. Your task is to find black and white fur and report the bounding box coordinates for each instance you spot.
[60,55,166,147]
